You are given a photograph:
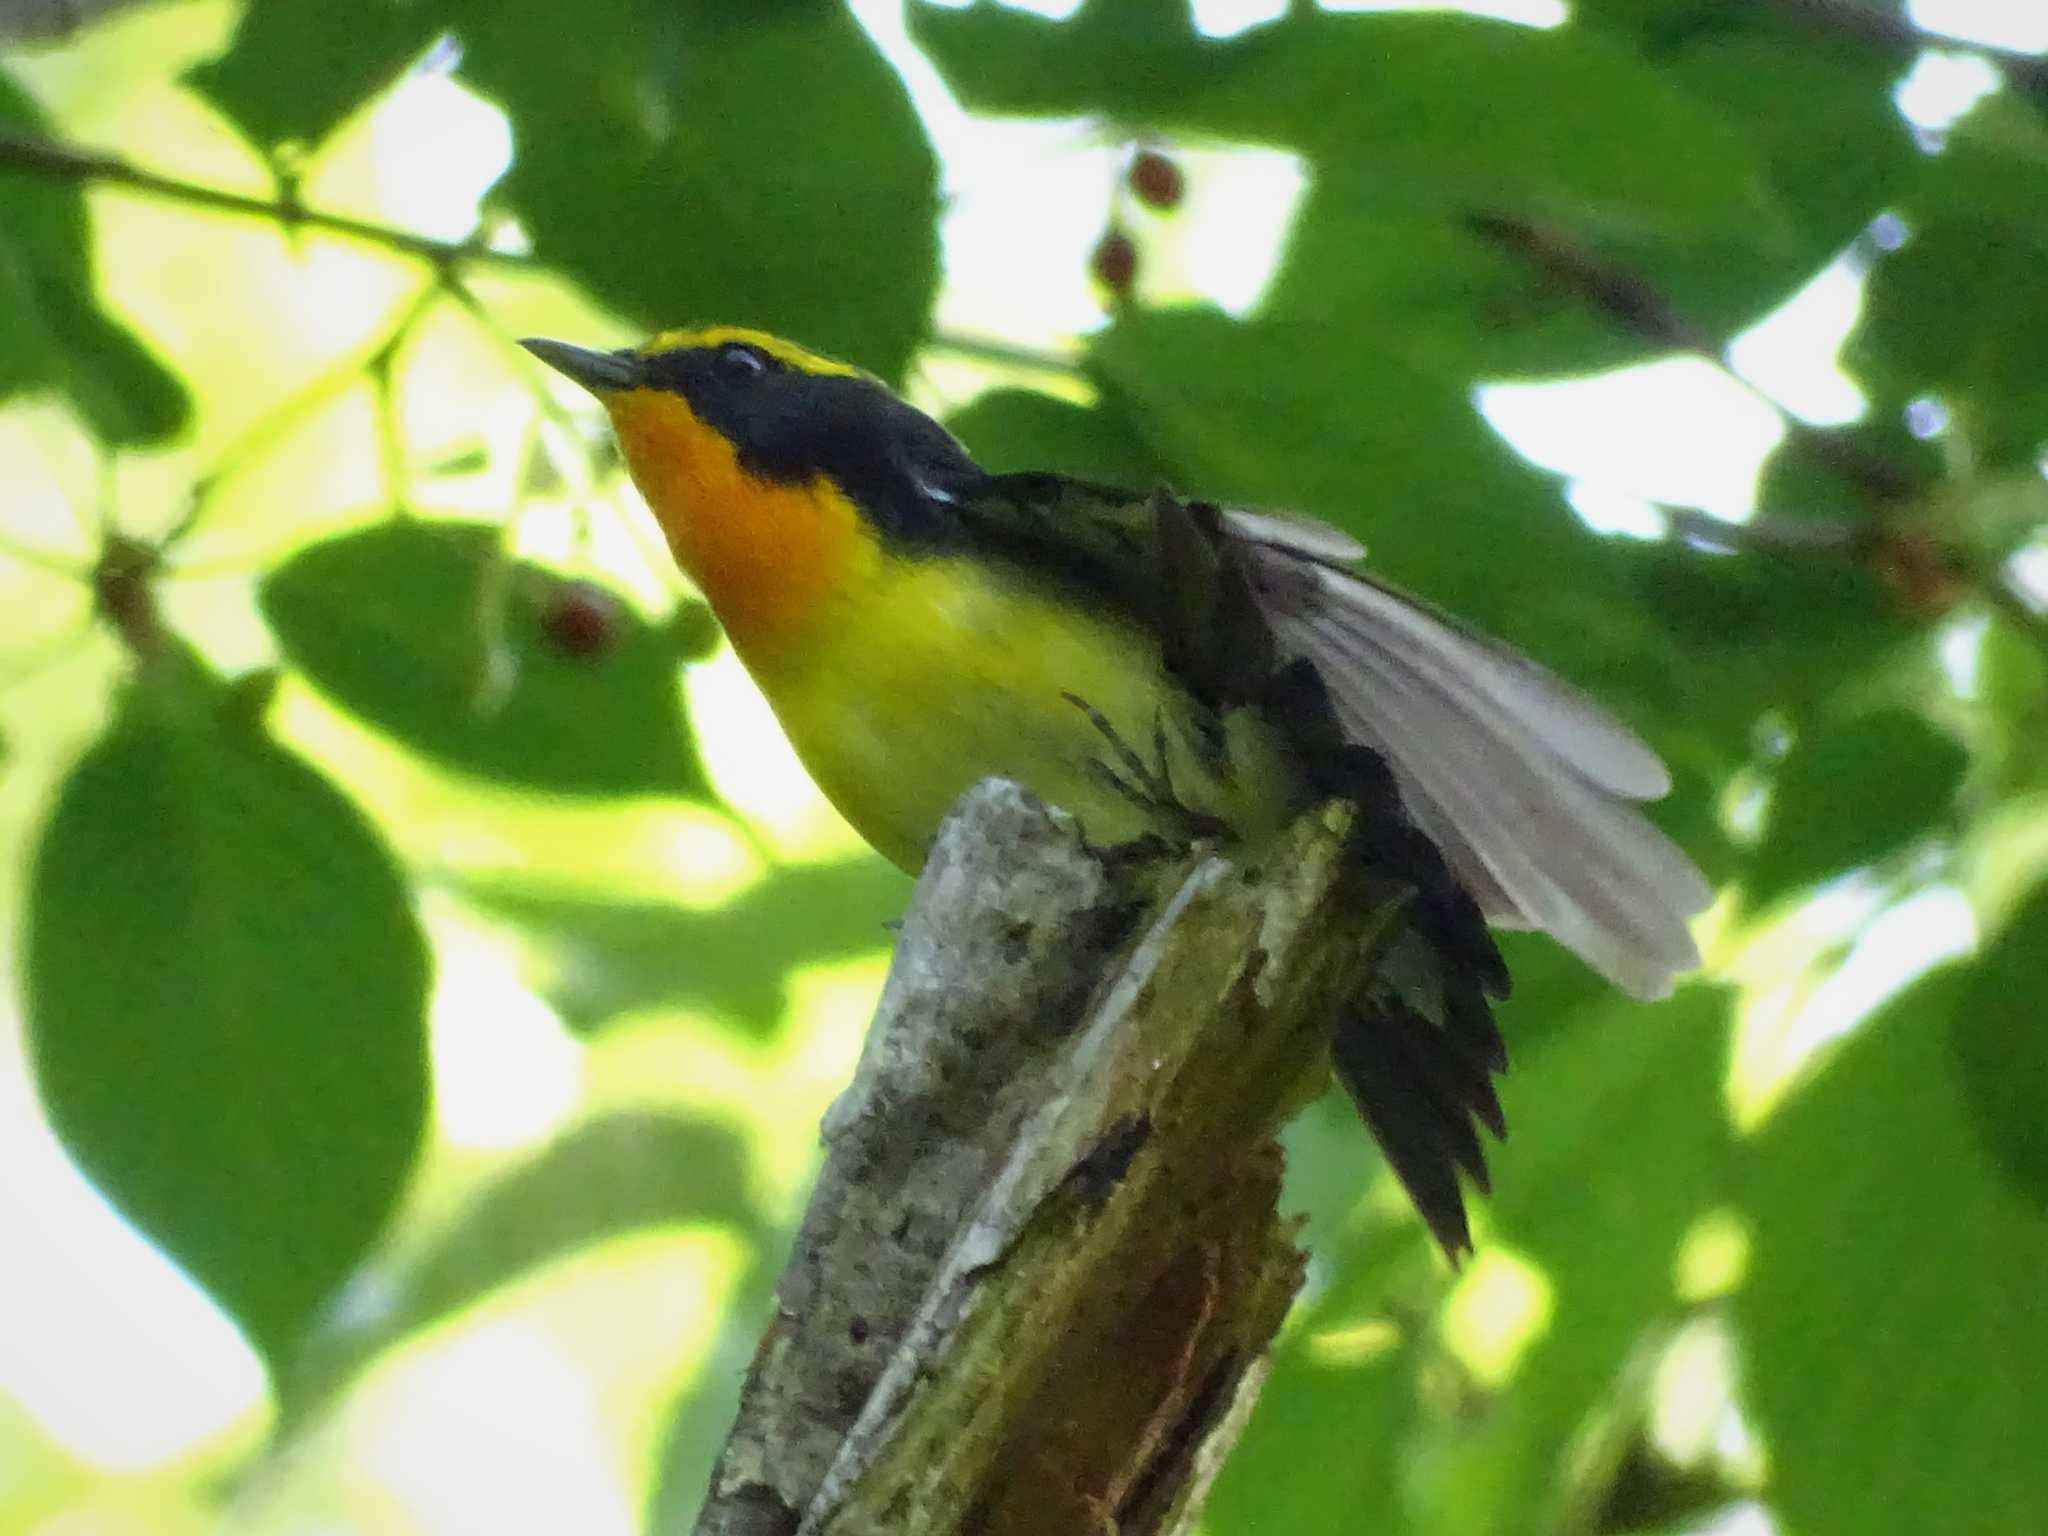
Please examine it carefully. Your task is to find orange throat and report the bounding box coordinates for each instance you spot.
[605,388,864,669]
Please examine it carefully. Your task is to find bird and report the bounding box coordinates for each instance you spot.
[521,326,1711,1258]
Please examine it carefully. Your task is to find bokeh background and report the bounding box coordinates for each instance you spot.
[2,1,2045,1532]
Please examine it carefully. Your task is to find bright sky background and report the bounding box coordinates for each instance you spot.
[0,1,2039,1531]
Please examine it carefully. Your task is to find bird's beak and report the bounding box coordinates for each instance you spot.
[519,337,644,393]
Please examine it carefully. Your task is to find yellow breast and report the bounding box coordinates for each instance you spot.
[758,551,1302,872]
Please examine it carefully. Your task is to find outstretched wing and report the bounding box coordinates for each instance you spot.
[1225,507,1710,1000]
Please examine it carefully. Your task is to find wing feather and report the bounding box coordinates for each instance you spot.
[1228,509,1669,797]
[1231,523,1709,999]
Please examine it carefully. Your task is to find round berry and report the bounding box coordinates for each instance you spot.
[1129,149,1185,211]
[540,580,623,659]
[1092,230,1138,298]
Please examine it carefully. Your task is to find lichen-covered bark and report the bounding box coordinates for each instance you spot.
[689,780,1396,1536]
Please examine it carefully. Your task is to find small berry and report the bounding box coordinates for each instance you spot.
[539,579,623,659]
[1129,149,1185,211]
[1092,229,1138,298]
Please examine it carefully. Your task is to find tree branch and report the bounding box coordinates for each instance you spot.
[688,781,1397,1536]
[0,127,533,271]
[1463,211,1918,506]
[0,0,152,42]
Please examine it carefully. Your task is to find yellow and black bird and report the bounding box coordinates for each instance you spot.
[522,326,1711,1256]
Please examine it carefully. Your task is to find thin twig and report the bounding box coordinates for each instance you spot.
[927,329,1081,378]
[0,127,533,271]
[0,525,89,577]
[1981,570,2048,662]
[1664,507,1867,557]
[1464,212,1919,505]
[159,280,445,571]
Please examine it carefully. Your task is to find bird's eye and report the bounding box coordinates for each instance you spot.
[712,342,769,383]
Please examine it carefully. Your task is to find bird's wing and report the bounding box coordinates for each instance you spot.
[1225,507,1710,1000]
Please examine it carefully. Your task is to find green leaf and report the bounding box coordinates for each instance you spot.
[1900,90,2048,234]
[0,77,190,442]
[1086,307,1641,675]
[1952,886,2048,1212]
[186,0,441,152]
[1845,93,2048,467]
[1409,989,1732,1536]
[1639,12,1908,257]
[1254,0,1913,374]
[910,5,1784,239]
[1621,540,1915,754]
[1856,218,2048,467]
[1745,706,1967,906]
[1215,990,1731,1534]
[1737,972,2048,1536]
[34,276,193,443]
[1262,193,1660,379]
[449,0,939,379]
[462,855,911,1035]
[259,519,711,799]
[285,1110,757,1417]
[1203,1321,1420,1534]
[942,388,1168,487]
[645,1254,784,1536]
[24,647,429,1368]
[1572,2,1914,340]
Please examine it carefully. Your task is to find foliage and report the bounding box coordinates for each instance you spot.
[1,1,2045,1533]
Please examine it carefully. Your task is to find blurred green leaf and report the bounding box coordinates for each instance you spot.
[260,518,711,799]
[25,646,429,1368]
[1214,988,1729,1535]
[1856,219,2048,467]
[1574,2,1913,341]
[910,6,1784,240]
[448,0,938,378]
[1251,2,1913,375]
[0,78,190,442]
[1205,1316,1421,1534]
[187,0,441,152]
[461,855,911,1035]
[1409,988,1731,1536]
[943,388,1168,488]
[1263,195,1659,379]
[33,276,194,443]
[645,1254,784,1535]
[1086,307,1632,662]
[1623,541,1914,753]
[1978,620,2048,795]
[1642,13,1908,258]
[1738,972,2048,1536]
[1745,706,1966,906]
[1847,93,2048,467]
[1952,885,2048,1211]
[285,1110,758,1417]
[1750,411,1940,530]
[1900,91,2048,233]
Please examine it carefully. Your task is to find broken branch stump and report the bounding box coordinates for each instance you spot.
[689,780,1396,1536]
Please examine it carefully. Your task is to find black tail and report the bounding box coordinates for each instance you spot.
[1328,748,1511,1259]
[1333,993,1507,1259]
[1258,656,1512,1260]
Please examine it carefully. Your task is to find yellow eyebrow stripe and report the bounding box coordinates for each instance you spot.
[636,326,864,379]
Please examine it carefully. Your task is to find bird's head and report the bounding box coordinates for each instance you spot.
[521,326,976,661]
